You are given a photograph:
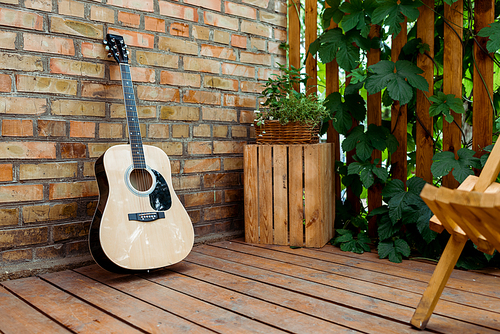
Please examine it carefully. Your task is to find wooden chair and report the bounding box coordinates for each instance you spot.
[410,142,500,330]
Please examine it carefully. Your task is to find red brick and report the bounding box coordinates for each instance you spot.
[25,0,52,12]
[58,0,85,17]
[225,188,243,202]
[242,0,269,8]
[203,204,240,220]
[184,90,221,105]
[145,16,165,32]
[49,181,98,200]
[268,41,284,54]
[202,107,237,122]
[231,35,247,48]
[0,208,18,227]
[214,125,228,137]
[193,25,210,40]
[240,109,255,123]
[61,142,87,159]
[213,141,245,154]
[0,97,47,115]
[99,122,123,139]
[0,227,48,248]
[50,58,105,78]
[241,20,272,37]
[170,22,190,37]
[0,184,43,203]
[118,11,141,28]
[90,5,114,23]
[160,106,200,121]
[159,1,198,22]
[204,12,238,31]
[275,0,287,13]
[193,124,211,137]
[110,65,155,83]
[224,157,244,170]
[203,172,241,188]
[0,74,11,92]
[20,162,78,180]
[2,119,33,137]
[184,158,220,173]
[241,81,264,93]
[52,100,105,117]
[107,27,154,48]
[148,124,169,138]
[184,190,222,207]
[2,249,32,263]
[187,141,212,155]
[160,70,200,87]
[222,63,255,78]
[70,121,96,138]
[0,142,56,159]
[158,36,198,55]
[185,0,221,11]
[257,68,280,80]
[172,124,189,138]
[16,75,77,95]
[0,52,43,71]
[24,33,75,56]
[259,11,286,27]
[38,120,66,137]
[204,76,238,91]
[137,85,180,102]
[240,51,272,66]
[0,7,43,30]
[0,30,16,49]
[0,164,13,182]
[136,50,179,68]
[50,17,103,39]
[81,82,123,99]
[250,37,266,51]
[184,57,220,74]
[225,2,257,19]
[111,105,155,118]
[81,41,109,59]
[274,28,286,41]
[53,221,90,241]
[201,44,236,60]
[107,0,154,12]
[214,30,230,44]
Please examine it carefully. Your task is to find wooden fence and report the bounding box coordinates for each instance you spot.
[289,0,495,233]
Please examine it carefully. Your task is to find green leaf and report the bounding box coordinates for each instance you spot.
[431,151,457,178]
[428,91,465,122]
[395,60,428,92]
[386,133,399,154]
[357,138,374,162]
[360,166,375,188]
[332,107,352,135]
[373,167,389,183]
[337,41,360,72]
[367,205,389,218]
[382,179,405,200]
[371,0,422,37]
[334,230,354,244]
[342,174,363,197]
[478,22,500,53]
[378,214,399,240]
[378,240,402,263]
[407,176,427,197]
[366,124,387,151]
[342,126,364,152]
[394,238,411,257]
[347,161,364,175]
[431,149,480,183]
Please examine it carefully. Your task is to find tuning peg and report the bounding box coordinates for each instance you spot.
[107,53,112,58]
[103,40,108,45]
[126,50,130,55]
[105,45,110,51]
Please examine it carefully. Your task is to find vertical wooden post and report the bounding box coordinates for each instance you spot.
[367,24,382,237]
[416,0,434,184]
[473,0,494,156]
[391,20,408,188]
[288,0,300,92]
[442,0,463,189]
[305,0,317,94]
[244,145,258,243]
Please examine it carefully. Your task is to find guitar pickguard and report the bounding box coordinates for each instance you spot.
[150,169,172,211]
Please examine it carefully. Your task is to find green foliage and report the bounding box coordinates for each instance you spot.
[371,0,423,36]
[333,229,371,253]
[477,22,500,54]
[324,91,366,134]
[431,148,481,183]
[428,92,465,123]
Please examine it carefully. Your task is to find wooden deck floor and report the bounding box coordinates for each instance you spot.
[0,239,499,333]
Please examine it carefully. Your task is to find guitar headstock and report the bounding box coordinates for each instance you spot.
[104,34,129,64]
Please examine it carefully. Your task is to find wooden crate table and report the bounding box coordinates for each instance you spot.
[243,143,335,248]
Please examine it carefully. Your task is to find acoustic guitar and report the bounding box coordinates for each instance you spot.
[89,34,194,273]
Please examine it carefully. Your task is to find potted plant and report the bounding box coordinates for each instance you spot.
[254,64,328,144]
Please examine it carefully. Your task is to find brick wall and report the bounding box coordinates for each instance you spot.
[0,0,286,278]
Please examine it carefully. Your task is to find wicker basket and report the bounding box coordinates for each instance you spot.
[255,120,320,145]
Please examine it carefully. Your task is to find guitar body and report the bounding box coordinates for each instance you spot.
[90,144,194,273]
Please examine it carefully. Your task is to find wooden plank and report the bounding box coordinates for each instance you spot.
[391,20,408,187]
[223,241,500,316]
[40,270,212,334]
[273,145,288,245]
[442,0,463,189]
[244,145,258,243]
[416,0,435,184]
[2,276,140,334]
[304,0,317,94]
[473,0,494,157]
[288,0,300,91]
[75,265,283,334]
[258,145,273,244]
[304,144,322,247]
[193,244,499,333]
[367,24,383,237]
[185,251,419,334]
[0,286,70,334]
[289,145,304,246]
[146,264,353,334]
[411,236,467,329]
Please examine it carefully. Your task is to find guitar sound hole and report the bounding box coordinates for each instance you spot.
[129,168,153,192]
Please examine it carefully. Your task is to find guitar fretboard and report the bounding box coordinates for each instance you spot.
[120,64,146,169]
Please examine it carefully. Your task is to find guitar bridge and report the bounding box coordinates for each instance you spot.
[128,212,165,222]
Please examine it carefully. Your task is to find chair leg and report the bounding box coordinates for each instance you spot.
[410,235,467,329]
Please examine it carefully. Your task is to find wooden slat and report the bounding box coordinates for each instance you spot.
[288,145,303,246]
[2,277,140,334]
[273,145,288,245]
[244,145,258,243]
[416,0,434,184]
[288,0,300,90]
[304,0,317,94]
[0,286,70,334]
[474,140,500,192]
[196,243,500,333]
[147,264,352,334]
[441,0,463,189]
[229,240,500,307]
[76,265,283,334]
[304,144,321,247]
[473,0,494,157]
[40,270,212,333]
[391,20,408,187]
[258,145,273,244]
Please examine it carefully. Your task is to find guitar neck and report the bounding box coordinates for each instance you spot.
[119,64,146,169]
